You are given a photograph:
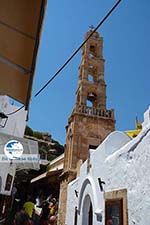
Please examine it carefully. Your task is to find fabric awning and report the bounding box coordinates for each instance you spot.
[30,165,64,183]
[0,0,47,109]
[30,169,63,184]
[31,154,64,183]
[30,172,47,183]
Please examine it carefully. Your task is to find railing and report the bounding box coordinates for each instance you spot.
[73,105,114,119]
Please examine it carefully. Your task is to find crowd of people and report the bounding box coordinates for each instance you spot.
[13,193,58,225]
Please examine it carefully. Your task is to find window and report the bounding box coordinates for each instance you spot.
[90,45,95,53]
[88,74,94,83]
[89,145,98,150]
[105,189,128,225]
[105,199,123,225]
[5,174,13,191]
[89,45,97,57]
[86,100,93,108]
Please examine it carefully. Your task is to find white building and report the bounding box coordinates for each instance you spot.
[0,96,40,195]
[66,107,150,225]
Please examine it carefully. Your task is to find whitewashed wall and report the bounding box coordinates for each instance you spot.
[66,107,150,225]
[66,178,79,225]
[0,95,27,137]
[0,163,16,195]
[0,96,27,195]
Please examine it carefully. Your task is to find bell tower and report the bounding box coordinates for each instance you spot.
[76,30,106,109]
[58,29,115,224]
[64,29,115,172]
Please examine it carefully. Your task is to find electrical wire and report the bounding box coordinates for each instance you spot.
[6,105,25,116]
[34,0,122,97]
[5,0,122,116]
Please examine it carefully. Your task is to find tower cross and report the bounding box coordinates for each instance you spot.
[89,25,94,30]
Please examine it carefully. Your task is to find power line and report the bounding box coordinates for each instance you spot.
[5,0,122,116]
[34,0,122,97]
[6,105,25,116]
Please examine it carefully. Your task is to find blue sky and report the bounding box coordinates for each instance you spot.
[28,0,150,144]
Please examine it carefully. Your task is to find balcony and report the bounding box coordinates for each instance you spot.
[73,105,114,119]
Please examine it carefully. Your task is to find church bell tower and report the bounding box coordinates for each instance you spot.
[58,29,115,224]
[64,29,115,173]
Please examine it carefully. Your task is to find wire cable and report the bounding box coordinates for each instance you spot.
[6,105,25,116]
[34,0,122,97]
[5,0,122,116]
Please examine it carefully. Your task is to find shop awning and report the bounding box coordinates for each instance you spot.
[31,154,64,183]
[0,0,47,109]
[31,163,64,183]
[30,172,47,183]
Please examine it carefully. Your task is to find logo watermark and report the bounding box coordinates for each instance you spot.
[0,154,40,163]
[4,140,24,160]
[1,140,40,163]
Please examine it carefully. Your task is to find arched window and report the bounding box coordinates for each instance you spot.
[88,92,96,100]
[88,74,94,83]
[86,99,93,108]
[89,45,97,57]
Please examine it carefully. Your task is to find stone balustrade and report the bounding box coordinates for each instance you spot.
[73,105,114,119]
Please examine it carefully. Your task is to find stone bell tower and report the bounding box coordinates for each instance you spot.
[58,29,115,224]
[64,29,115,172]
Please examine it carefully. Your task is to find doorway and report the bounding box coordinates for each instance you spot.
[82,195,93,225]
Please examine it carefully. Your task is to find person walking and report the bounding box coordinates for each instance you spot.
[49,198,57,225]
[39,201,50,225]
[23,195,35,220]
[13,210,33,225]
